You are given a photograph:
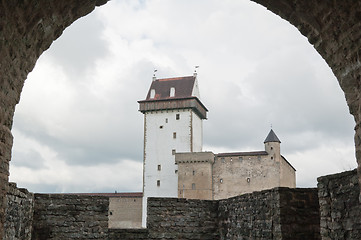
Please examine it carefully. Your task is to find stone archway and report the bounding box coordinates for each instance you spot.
[0,0,360,238]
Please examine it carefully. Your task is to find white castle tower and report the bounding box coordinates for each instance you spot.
[138,74,207,227]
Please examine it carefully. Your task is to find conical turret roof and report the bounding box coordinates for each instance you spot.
[264,129,281,143]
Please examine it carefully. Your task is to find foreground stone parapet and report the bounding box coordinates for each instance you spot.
[4,182,34,240]
[318,169,361,240]
[218,188,320,240]
[32,194,109,240]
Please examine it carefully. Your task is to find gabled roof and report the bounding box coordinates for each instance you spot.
[145,76,196,100]
[264,129,281,143]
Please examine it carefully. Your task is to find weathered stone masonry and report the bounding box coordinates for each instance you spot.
[108,189,320,240]
[4,170,361,239]
[4,182,33,240]
[1,0,361,238]
[31,194,109,240]
[318,169,361,240]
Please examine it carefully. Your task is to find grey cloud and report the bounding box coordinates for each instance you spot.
[11,149,45,169]
[46,11,108,78]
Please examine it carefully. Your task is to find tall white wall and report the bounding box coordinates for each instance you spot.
[191,111,203,152]
[142,109,203,226]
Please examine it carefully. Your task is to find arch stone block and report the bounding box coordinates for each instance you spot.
[0,0,108,238]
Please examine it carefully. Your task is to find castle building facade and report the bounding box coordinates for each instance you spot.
[138,74,295,226]
[176,129,296,200]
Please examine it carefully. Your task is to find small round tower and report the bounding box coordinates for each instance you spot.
[264,129,281,162]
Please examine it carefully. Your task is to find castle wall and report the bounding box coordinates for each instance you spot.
[218,187,320,240]
[31,194,109,240]
[4,183,34,240]
[280,157,296,188]
[146,197,220,240]
[9,176,361,240]
[318,169,361,240]
[176,152,214,200]
[109,196,142,229]
[213,154,281,200]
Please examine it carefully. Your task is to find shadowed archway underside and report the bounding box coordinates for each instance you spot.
[0,0,360,238]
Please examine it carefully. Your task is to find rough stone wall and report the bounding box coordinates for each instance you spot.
[218,188,320,240]
[31,194,109,240]
[250,0,361,196]
[0,1,108,238]
[147,197,220,239]
[108,229,150,240]
[4,182,34,240]
[318,169,361,240]
[279,188,320,240]
[218,189,282,239]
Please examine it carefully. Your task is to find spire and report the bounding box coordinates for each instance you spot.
[264,129,281,143]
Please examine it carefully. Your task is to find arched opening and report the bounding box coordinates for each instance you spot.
[9,1,356,194]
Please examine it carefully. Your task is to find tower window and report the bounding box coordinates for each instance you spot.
[170,87,175,97]
[159,125,163,129]
[157,180,160,187]
[173,132,177,139]
[271,147,273,150]
[172,149,176,155]
[247,177,251,183]
[192,183,196,190]
[150,89,155,98]
[192,170,195,175]
[165,118,168,123]
[157,165,161,171]
[220,178,223,183]
[176,114,180,120]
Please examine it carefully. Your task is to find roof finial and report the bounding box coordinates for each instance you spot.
[194,66,199,77]
[271,123,273,129]
[153,69,157,81]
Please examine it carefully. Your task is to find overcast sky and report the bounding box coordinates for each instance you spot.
[9,0,357,193]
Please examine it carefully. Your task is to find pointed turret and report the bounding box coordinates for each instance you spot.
[264,129,281,162]
[264,129,281,143]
